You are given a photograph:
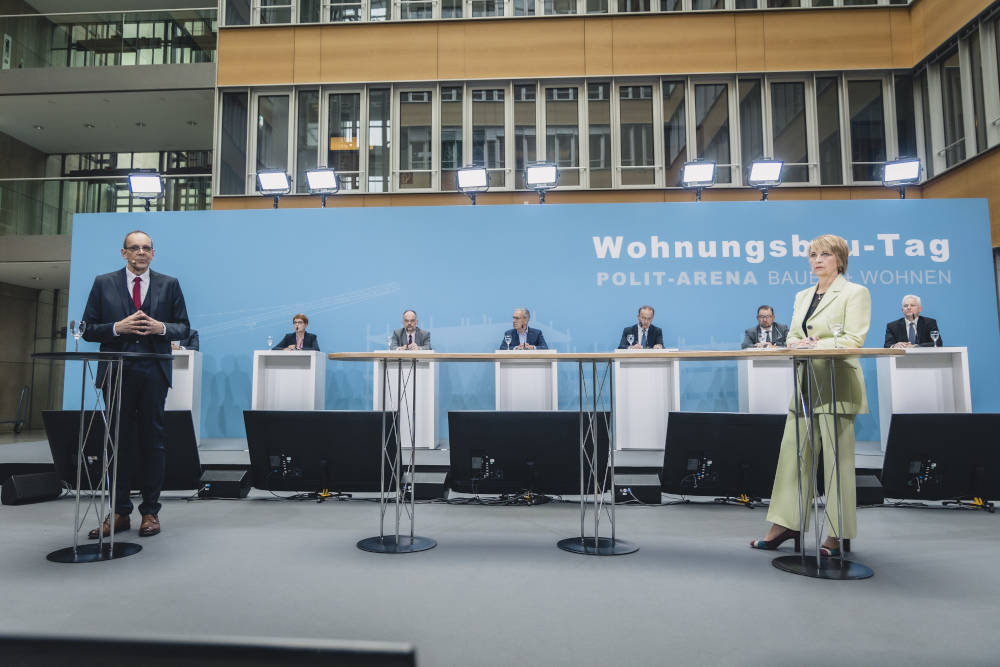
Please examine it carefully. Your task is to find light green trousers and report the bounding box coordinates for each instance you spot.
[765,411,858,540]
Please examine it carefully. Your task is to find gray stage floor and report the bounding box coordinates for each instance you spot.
[1,485,997,666]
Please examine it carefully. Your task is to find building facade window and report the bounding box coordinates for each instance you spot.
[847,79,886,182]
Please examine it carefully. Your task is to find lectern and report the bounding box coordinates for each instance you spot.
[251,350,325,411]
[876,347,971,451]
[737,356,794,414]
[495,351,558,410]
[372,352,438,448]
[165,349,202,444]
[613,353,679,450]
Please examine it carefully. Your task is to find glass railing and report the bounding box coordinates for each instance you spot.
[0,176,212,237]
[0,8,216,70]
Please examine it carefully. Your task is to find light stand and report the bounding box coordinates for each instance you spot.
[882,158,921,199]
[680,161,716,202]
[257,170,291,209]
[525,163,558,204]
[457,166,489,205]
[305,168,340,208]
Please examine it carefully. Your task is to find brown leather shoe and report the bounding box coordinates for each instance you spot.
[88,513,130,539]
[139,513,160,537]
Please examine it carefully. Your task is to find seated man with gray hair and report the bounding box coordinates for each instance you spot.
[498,308,548,350]
[884,294,942,348]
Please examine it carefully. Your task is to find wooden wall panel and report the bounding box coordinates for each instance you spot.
[459,19,587,79]
[922,148,1000,246]
[583,18,613,76]
[762,10,897,72]
[437,22,467,80]
[910,0,992,64]
[734,13,765,73]
[320,23,440,83]
[612,14,737,75]
[293,28,322,83]
[217,27,295,85]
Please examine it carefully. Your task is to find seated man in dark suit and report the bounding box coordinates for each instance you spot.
[741,305,789,349]
[884,294,942,348]
[498,308,548,350]
[617,305,664,349]
[275,313,320,351]
[171,329,199,351]
[391,309,431,350]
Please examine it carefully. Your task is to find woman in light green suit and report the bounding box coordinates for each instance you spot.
[751,234,871,557]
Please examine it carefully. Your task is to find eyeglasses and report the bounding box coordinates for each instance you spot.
[125,245,154,253]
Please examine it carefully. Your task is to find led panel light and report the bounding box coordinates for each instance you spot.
[882,159,921,185]
[680,161,716,187]
[747,160,783,187]
[457,167,489,192]
[525,164,559,190]
[256,170,291,194]
[305,168,339,193]
[127,173,163,198]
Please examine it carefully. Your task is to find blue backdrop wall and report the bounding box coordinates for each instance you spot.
[65,199,1000,443]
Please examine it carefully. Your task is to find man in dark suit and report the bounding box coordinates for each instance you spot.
[391,309,431,350]
[741,305,789,349]
[617,305,664,349]
[499,308,548,350]
[172,329,199,351]
[274,313,320,351]
[884,294,942,348]
[82,230,189,539]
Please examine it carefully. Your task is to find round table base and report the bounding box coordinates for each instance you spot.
[772,554,873,580]
[46,542,142,563]
[357,535,437,554]
[557,536,638,556]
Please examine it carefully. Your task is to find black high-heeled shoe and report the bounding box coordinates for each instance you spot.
[750,528,800,551]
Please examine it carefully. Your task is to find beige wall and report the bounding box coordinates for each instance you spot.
[218,1,994,87]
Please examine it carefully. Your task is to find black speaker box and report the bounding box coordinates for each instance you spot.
[405,471,449,500]
[1,472,63,506]
[614,473,662,504]
[199,469,251,498]
[856,474,884,506]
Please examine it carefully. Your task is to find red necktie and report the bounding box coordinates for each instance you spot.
[132,276,142,311]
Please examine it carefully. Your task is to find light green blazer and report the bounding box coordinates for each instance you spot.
[787,274,871,415]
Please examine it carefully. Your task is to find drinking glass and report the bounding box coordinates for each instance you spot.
[504,334,512,350]
[266,335,274,350]
[831,322,843,348]
[930,330,940,347]
[626,334,634,348]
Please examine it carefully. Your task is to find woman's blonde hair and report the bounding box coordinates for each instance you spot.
[809,234,849,274]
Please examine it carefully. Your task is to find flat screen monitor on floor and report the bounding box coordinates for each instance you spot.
[661,412,784,499]
[447,411,609,495]
[244,411,394,493]
[882,413,1000,501]
[43,410,202,491]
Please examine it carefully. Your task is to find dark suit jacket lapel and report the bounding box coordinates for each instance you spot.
[117,268,135,315]
[146,270,159,316]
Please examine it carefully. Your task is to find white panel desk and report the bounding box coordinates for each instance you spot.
[737,355,795,414]
[613,352,680,450]
[372,351,439,448]
[876,346,971,451]
[164,349,202,443]
[251,350,325,411]
[494,351,558,411]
